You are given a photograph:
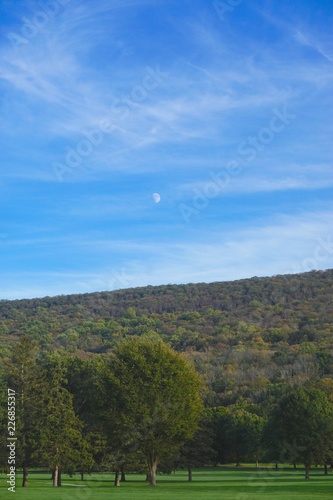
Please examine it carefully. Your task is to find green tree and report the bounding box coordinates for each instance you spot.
[178,412,216,481]
[33,352,93,486]
[4,335,41,487]
[269,387,333,479]
[243,411,265,467]
[208,405,265,467]
[63,355,106,477]
[103,337,203,486]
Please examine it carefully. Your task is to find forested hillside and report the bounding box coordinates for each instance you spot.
[1,269,333,407]
[1,270,333,484]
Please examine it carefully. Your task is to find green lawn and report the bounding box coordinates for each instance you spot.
[1,467,332,499]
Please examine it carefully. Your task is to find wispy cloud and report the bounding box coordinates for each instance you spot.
[2,208,333,299]
[177,162,333,199]
[0,0,332,299]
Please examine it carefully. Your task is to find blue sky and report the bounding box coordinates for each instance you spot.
[0,0,333,299]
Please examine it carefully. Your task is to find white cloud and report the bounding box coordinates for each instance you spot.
[0,1,332,300]
[2,209,333,299]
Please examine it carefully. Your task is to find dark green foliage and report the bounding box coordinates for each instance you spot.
[1,270,333,408]
[1,270,333,483]
[178,413,217,480]
[32,352,94,479]
[208,405,265,466]
[101,337,203,485]
[3,335,42,485]
[267,387,333,478]
[0,269,332,350]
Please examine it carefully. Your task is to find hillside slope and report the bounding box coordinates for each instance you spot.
[1,269,333,405]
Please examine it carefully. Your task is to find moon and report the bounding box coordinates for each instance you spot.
[152,192,161,203]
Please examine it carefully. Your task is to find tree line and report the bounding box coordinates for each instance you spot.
[1,270,333,414]
[1,334,333,487]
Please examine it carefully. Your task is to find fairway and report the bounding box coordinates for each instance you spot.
[1,468,332,499]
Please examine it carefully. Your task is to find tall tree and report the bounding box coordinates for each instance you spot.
[63,355,106,475]
[102,337,203,486]
[178,412,217,481]
[4,335,41,487]
[32,352,93,486]
[269,387,333,479]
[208,405,265,467]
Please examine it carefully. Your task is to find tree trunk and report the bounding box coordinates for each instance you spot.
[81,472,85,481]
[188,465,193,482]
[57,469,61,487]
[293,463,297,470]
[148,461,158,486]
[53,466,59,487]
[121,467,126,482]
[305,463,310,480]
[22,464,28,487]
[324,464,328,475]
[256,460,259,469]
[275,463,278,469]
[114,470,120,487]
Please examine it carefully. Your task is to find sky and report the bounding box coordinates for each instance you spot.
[0,0,333,300]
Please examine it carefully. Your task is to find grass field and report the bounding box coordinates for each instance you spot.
[1,467,332,499]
